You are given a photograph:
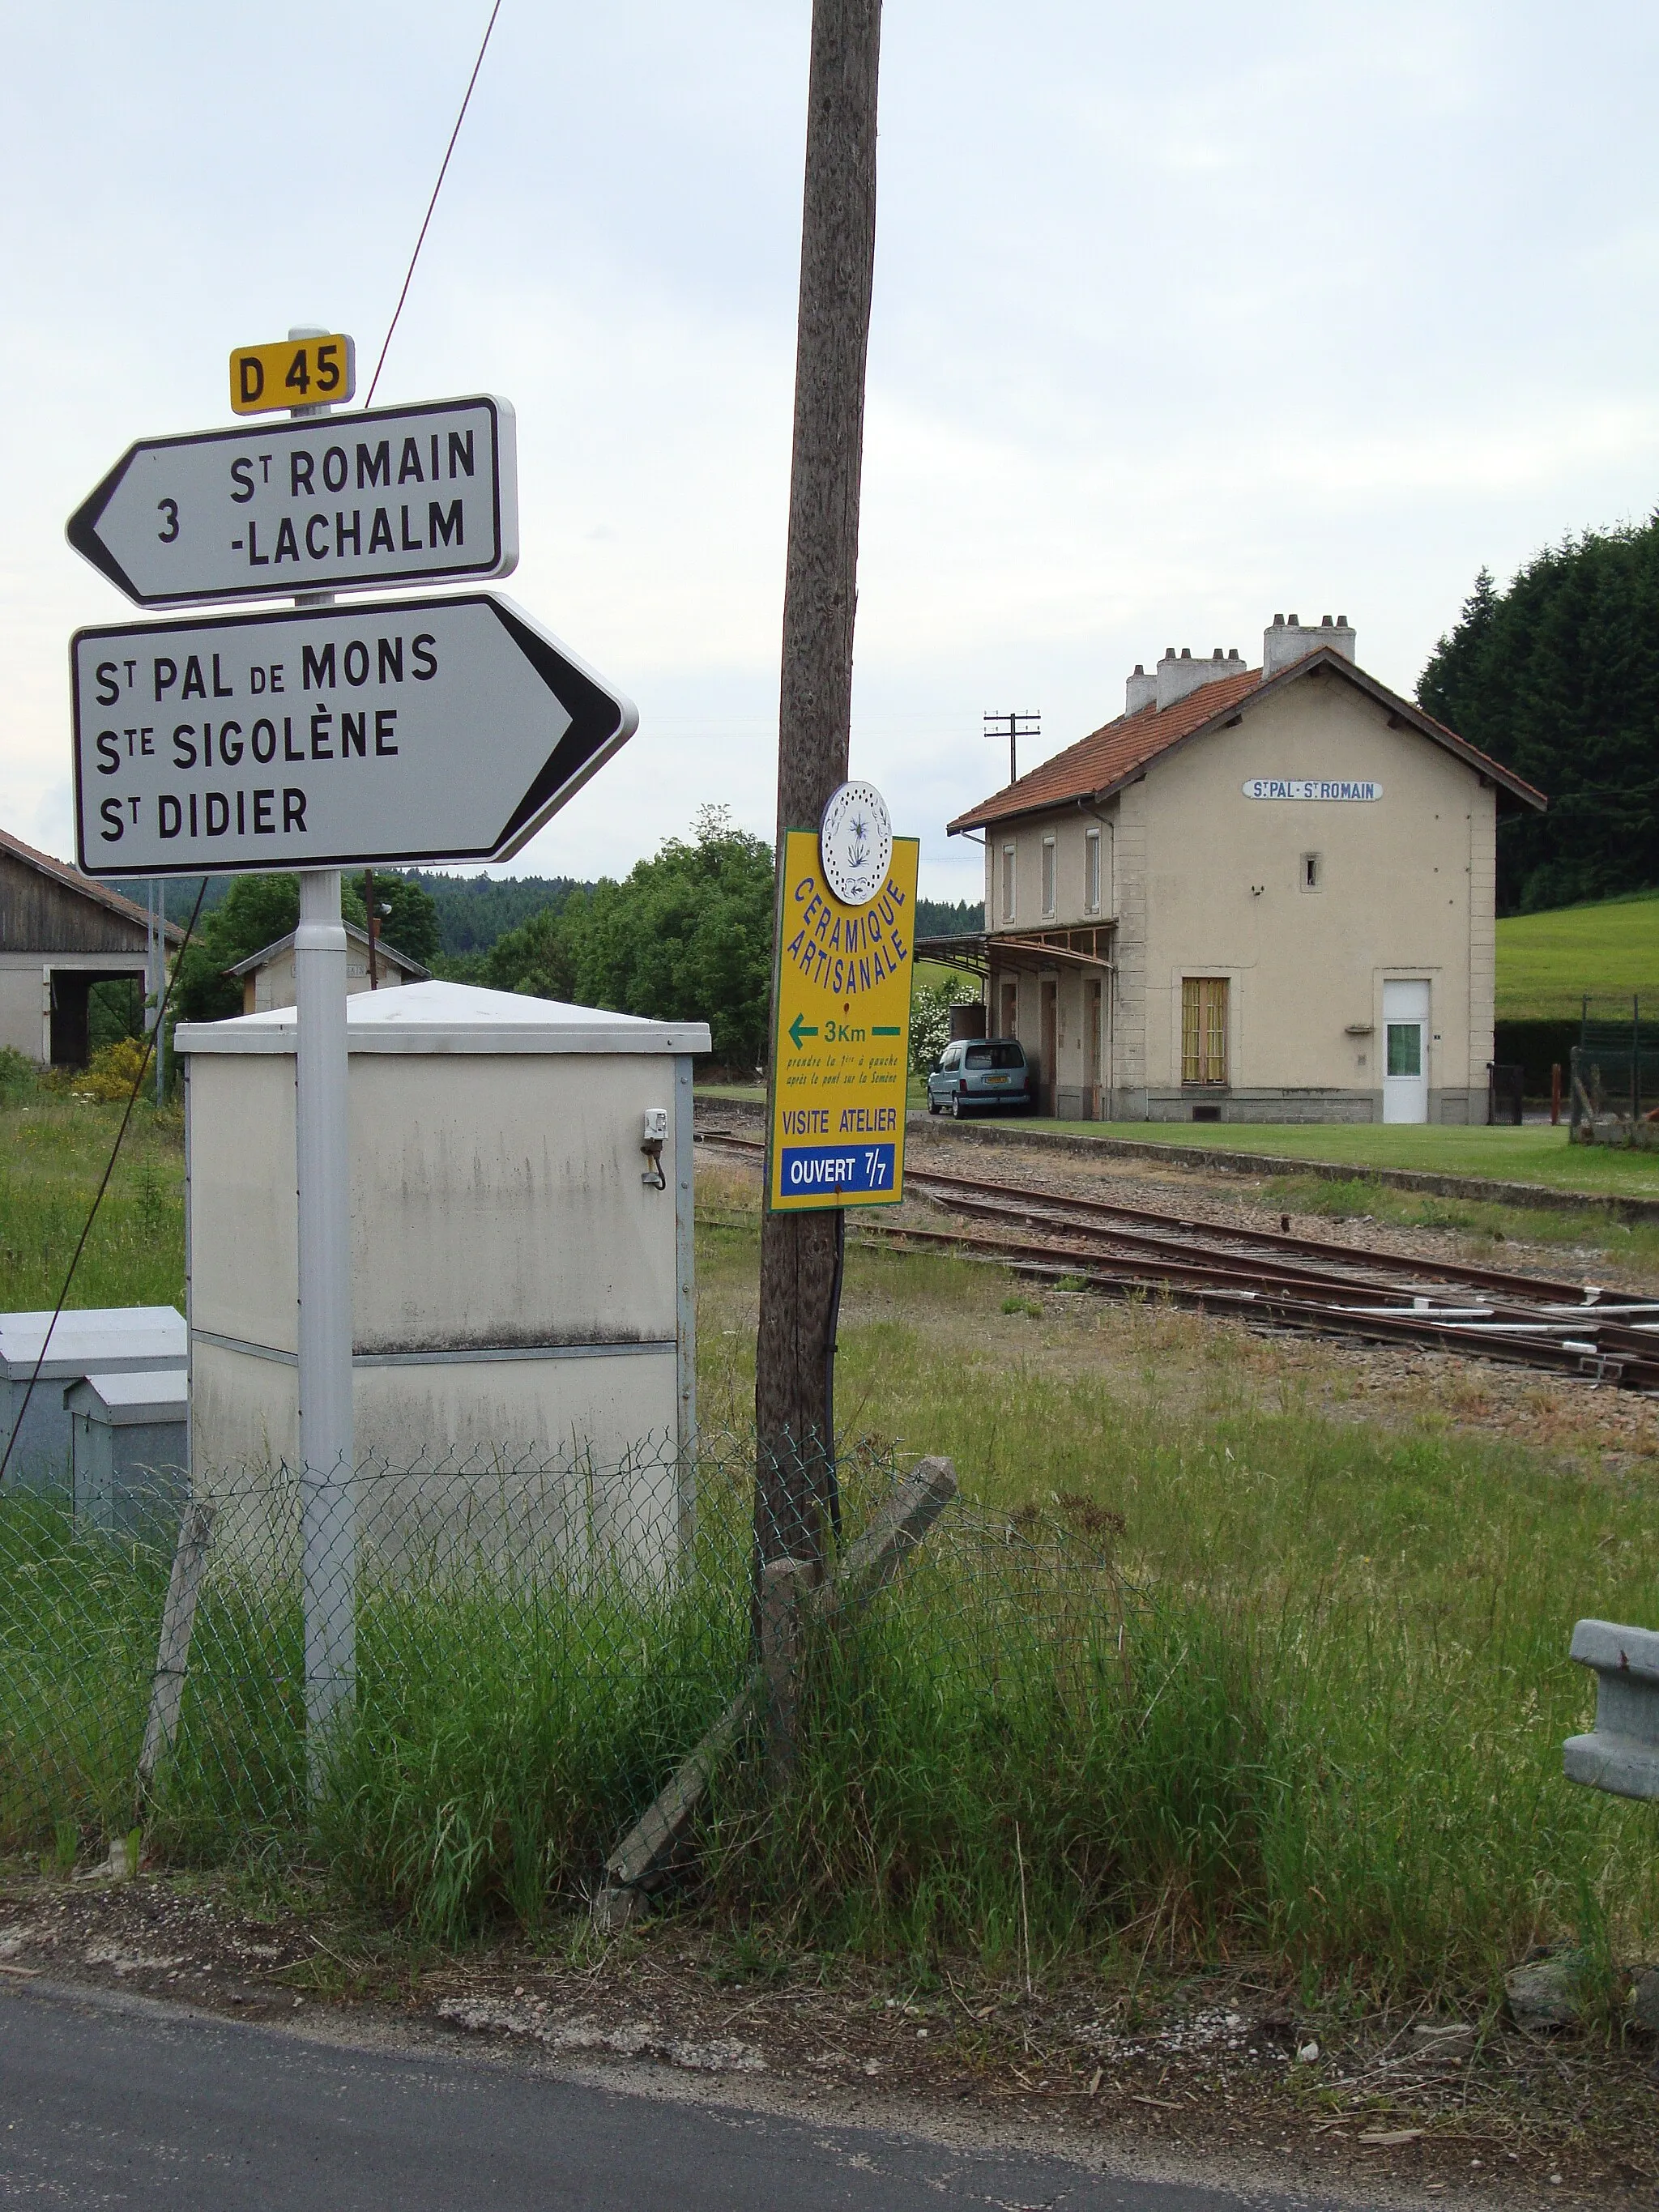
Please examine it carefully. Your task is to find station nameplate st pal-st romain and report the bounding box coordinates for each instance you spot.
[66,398,518,608]
[768,828,919,1212]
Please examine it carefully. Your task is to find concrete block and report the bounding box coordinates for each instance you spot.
[1563,1617,1659,1803]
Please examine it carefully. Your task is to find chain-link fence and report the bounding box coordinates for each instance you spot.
[0,1434,1137,1931]
[1569,996,1659,1146]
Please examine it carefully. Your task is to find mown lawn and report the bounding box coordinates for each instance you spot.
[1003,1118,1659,1200]
[1495,889,1659,1021]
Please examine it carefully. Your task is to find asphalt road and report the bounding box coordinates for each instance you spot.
[0,1979,1346,2212]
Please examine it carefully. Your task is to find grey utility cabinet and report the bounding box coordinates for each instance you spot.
[1,1307,186,1494]
[66,1368,189,1541]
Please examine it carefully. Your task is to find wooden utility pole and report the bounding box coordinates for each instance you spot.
[754,0,883,1575]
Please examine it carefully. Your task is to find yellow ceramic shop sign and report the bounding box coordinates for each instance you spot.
[767,825,919,1212]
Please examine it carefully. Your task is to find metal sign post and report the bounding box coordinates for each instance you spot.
[294,856,354,1752]
[287,333,355,1767]
[66,326,636,1785]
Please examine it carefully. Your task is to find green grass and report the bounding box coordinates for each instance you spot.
[689,1201,1659,2001]
[1256,1170,1659,1271]
[6,1074,1659,2007]
[0,1088,185,1312]
[913,957,976,992]
[999,1117,1659,1200]
[694,1082,766,1103]
[0,1470,752,1934]
[1496,889,1659,1021]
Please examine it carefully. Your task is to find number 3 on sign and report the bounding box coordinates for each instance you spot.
[228,334,357,417]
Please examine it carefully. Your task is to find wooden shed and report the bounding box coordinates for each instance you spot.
[0,828,180,1066]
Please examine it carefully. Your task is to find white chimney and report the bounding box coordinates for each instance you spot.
[1263,612,1355,679]
[1154,644,1245,711]
[1125,663,1157,714]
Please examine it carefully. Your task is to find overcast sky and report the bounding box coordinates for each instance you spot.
[5,2,1658,901]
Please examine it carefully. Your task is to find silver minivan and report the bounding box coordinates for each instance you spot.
[926,1038,1034,1117]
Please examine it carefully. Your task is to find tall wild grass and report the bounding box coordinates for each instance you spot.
[2,1130,1656,2001]
[2,1435,1655,2005]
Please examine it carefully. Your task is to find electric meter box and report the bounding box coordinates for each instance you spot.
[177,982,707,1526]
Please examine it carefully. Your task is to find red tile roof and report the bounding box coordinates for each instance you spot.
[946,650,1546,833]
[0,825,184,942]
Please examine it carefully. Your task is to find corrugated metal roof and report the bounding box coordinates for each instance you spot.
[0,826,184,943]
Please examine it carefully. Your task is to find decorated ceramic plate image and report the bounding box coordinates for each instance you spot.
[819,781,893,907]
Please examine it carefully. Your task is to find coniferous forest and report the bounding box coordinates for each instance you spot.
[1417,518,1659,914]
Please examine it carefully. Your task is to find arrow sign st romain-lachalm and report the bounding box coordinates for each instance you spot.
[66,398,517,608]
[70,594,635,877]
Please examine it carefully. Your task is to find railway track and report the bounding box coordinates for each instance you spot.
[697,1128,1659,1392]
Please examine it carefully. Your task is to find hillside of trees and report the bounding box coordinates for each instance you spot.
[151,820,964,1063]
[164,868,583,958]
[483,808,775,1068]
[1417,518,1659,914]
[915,897,983,936]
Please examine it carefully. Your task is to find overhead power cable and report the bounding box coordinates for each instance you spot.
[0,880,208,1490]
[365,0,504,408]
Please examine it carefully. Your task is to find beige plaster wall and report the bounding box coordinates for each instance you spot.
[983,815,1114,931]
[251,949,404,1012]
[0,961,46,1062]
[978,670,1499,1119]
[1134,678,1494,1100]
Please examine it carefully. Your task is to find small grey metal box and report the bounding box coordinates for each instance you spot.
[65,1368,189,1541]
[1563,1617,1659,1803]
[2,1307,186,1496]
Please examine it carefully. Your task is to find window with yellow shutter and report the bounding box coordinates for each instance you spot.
[1181,977,1229,1085]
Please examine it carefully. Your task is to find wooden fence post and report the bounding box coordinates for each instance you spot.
[135,1499,215,1809]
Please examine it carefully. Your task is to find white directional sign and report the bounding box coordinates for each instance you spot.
[70,594,634,876]
[66,397,517,608]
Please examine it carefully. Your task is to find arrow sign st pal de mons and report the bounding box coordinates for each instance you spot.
[66,397,517,607]
[70,595,636,878]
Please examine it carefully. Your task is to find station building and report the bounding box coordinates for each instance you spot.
[227,923,429,1013]
[940,616,1546,1124]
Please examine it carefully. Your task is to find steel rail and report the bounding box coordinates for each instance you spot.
[700,1128,1604,1301]
[695,1129,1659,1391]
[847,1217,1659,1390]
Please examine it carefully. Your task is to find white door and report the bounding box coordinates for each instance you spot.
[1382,979,1430,1123]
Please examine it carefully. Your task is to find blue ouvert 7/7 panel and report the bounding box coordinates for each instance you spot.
[778,1143,896,1198]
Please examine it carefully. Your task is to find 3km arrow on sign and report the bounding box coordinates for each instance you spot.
[70,594,635,878]
[66,397,516,608]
